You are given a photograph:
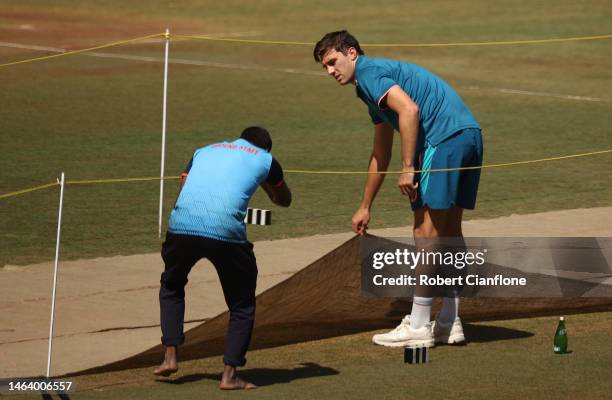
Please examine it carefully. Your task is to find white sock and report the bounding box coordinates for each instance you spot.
[438,297,460,324]
[410,297,433,329]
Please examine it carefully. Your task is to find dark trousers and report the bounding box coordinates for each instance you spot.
[159,232,257,367]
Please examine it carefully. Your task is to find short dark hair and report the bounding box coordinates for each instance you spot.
[313,30,364,62]
[240,126,272,151]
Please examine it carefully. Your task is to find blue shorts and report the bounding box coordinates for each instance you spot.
[411,128,483,210]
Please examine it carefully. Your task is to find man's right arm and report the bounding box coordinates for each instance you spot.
[352,122,394,234]
[178,174,188,192]
[174,157,192,205]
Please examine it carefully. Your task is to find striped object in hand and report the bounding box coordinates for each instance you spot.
[244,208,271,225]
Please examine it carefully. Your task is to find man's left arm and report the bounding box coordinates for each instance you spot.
[382,85,420,198]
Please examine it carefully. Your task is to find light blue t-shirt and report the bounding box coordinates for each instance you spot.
[355,56,480,147]
[168,138,273,243]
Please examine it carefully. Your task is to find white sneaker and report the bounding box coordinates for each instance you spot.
[372,316,434,347]
[433,317,465,344]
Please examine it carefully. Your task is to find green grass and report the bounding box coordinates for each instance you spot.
[1,0,611,265]
[8,311,610,399]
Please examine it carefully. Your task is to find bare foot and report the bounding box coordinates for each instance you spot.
[153,360,178,377]
[220,365,256,390]
[154,346,178,377]
[219,376,257,390]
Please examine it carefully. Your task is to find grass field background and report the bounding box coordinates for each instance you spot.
[6,312,611,399]
[1,0,611,265]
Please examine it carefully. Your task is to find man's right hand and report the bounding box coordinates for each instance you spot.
[398,166,419,199]
[352,207,371,235]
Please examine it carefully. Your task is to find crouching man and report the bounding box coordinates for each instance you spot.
[155,127,291,390]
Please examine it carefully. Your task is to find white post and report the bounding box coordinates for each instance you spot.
[158,28,170,238]
[46,172,65,378]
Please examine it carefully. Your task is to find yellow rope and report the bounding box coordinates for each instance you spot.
[0,151,610,200]
[0,176,181,200]
[0,33,165,68]
[366,33,612,47]
[285,149,612,174]
[2,32,610,69]
[173,33,612,47]
[173,34,313,46]
[0,182,58,199]
[66,176,180,185]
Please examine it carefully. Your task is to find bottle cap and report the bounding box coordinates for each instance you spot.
[560,316,565,321]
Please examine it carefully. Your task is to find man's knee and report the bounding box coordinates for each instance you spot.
[414,223,439,238]
[229,300,256,322]
[413,207,465,238]
[443,207,464,237]
[160,270,188,292]
[413,208,443,238]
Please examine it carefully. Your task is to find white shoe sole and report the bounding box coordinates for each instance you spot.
[434,333,465,344]
[373,337,435,348]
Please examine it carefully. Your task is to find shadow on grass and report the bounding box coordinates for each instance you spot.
[462,323,533,343]
[157,362,338,387]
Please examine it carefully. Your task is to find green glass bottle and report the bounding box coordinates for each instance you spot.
[553,316,568,354]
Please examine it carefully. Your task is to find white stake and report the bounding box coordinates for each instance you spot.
[158,28,170,238]
[46,172,65,378]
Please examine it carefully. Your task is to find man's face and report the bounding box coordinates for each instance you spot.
[320,47,358,85]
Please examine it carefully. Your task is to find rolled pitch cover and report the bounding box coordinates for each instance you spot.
[404,346,430,364]
[244,208,271,225]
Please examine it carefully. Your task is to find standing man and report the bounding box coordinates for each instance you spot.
[154,127,291,390]
[314,31,483,347]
